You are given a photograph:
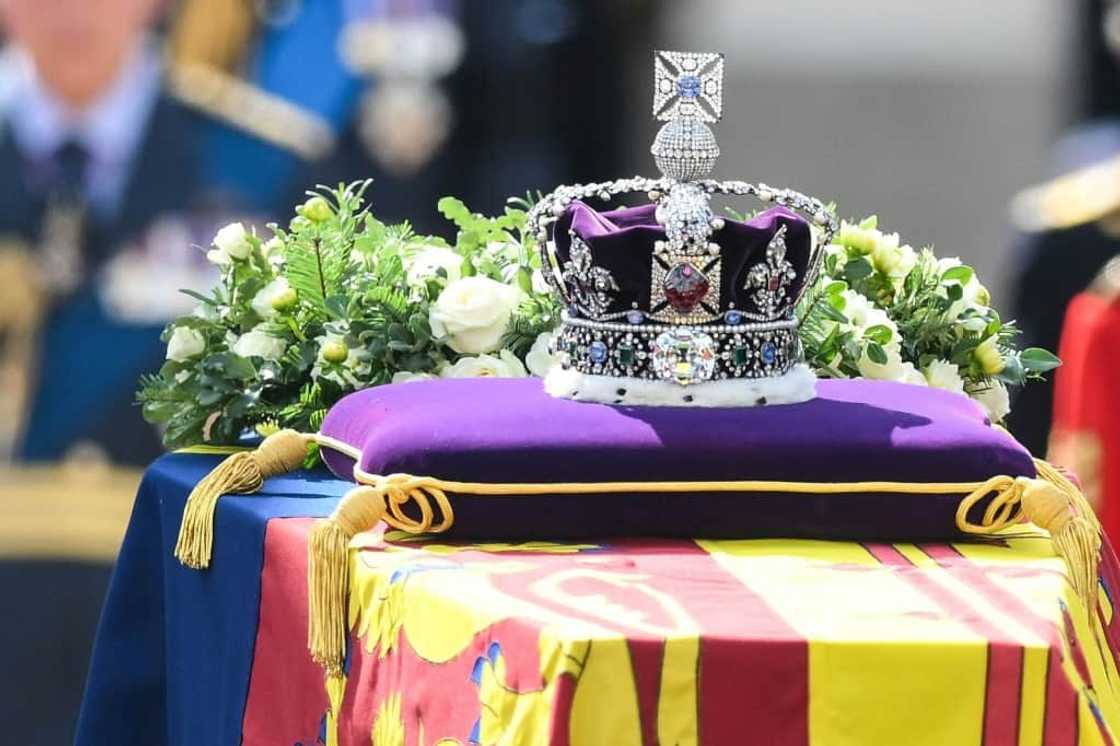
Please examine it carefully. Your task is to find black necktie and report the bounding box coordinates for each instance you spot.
[49,139,90,204]
[39,140,92,293]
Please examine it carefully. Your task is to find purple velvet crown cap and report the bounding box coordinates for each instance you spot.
[319,377,1036,541]
[551,201,812,319]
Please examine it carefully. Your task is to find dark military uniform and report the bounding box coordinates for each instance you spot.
[1009,218,1120,456]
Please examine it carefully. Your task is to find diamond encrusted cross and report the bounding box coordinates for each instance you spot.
[652,50,725,123]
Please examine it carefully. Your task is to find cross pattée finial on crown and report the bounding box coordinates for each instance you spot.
[653,50,724,123]
[526,51,838,405]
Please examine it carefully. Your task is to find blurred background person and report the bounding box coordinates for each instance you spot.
[0,0,318,740]
[0,0,655,741]
[1009,0,1120,544]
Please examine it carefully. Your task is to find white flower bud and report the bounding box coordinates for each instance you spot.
[251,277,292,319]
[166,326,206,362]
[208,223,252,264]
[232,325,287,361]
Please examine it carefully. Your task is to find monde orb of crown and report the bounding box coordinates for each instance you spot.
[651,117,720,182]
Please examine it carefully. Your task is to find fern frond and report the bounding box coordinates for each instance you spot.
[364,286,411,322]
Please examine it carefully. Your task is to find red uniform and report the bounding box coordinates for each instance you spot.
[1050,291,1120,544]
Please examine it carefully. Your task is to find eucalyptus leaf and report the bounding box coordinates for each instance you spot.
[863,324,894,345]
[206,352,256,381]
[941,265,974,285]
[997,355,1025,385]
[844,257,873,281]
[866,342,888,365]
[1020,347,1061,372]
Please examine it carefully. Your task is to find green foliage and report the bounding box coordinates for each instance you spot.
[137,183,558,450]
[799,216,1058,421]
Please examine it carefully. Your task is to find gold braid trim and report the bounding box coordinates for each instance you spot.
[170,430,1104,676]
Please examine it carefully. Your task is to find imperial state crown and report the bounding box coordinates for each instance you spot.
[527,50,838,407]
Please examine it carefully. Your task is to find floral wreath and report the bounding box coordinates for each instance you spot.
[139,183,1058,451]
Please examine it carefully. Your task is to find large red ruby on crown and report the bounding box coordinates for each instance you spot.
[663,262,710,313]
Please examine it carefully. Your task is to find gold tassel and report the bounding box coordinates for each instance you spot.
[307,485,388,675]
[175,429,311,568]
[955,459,1102,618]
[1018,473,1102,618]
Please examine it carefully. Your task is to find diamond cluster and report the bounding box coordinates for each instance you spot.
[554,313,800,386]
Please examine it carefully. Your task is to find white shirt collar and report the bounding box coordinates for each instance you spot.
[2,39,162,212]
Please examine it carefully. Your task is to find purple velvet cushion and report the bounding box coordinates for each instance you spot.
[320,378,1035,541]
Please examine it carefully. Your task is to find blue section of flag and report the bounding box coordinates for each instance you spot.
[76,453,348,745]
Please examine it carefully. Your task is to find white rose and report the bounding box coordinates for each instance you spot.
[525,332,558,377]
[936,257,990,320]
[232,325,287,360]
[899,363,928,386]
[250,277,290,319]
[207,222,252,264]
[971,381,1011,423]
[166,326,206,361]
[836,221,876,254]
[439,349,528,379]
[841,290,899,342]
[858,344,924,386]
[896,244,918,277]
[868,231,900,271]
[945,277,989,321]
[261,236,284,267]
[261,236,283,258]
[406,246,463,285]
[192,303,218,321]
[923,359,965,394]
[429,276,521,354]
[530,268,552,295]
[937,257,962,273]
[391,371,437,384]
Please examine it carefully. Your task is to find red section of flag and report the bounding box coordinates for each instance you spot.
[1044,647,1080,746]
[626,637,663,746]
[474,540,811,746]
[242,517,328,745]
[866,543,1031,746]
[986,645,1025,746]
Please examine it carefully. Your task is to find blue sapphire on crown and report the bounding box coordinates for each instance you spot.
[677,74,701,99]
